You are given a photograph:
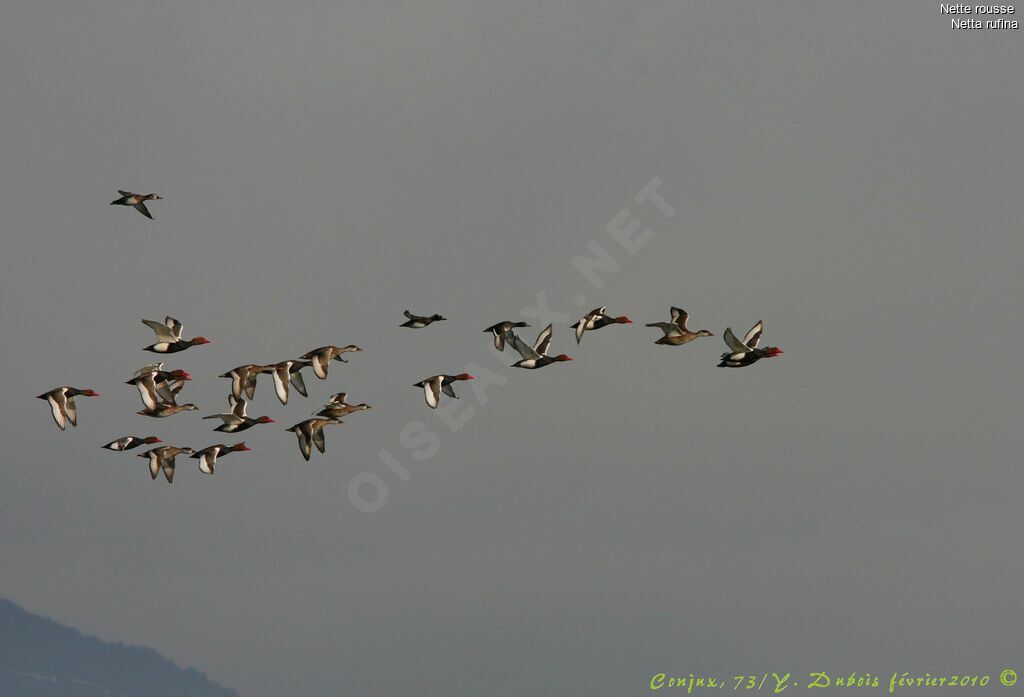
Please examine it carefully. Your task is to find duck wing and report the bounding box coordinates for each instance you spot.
[65,396,78,427]
[310,351,330,380]
[422,377,443,409]
[670,307,690,331]
[294,428,312,461]
[272,365,290,404]
[312,426,327,454]
[289,366,309,397]
[164,317,183,341]
[742,321,764,349]
[507,332,539,361]
[723,327,751,353]
[533,324,554,356]
[46,392,68,430]
[142,319,179,343]
[133,201,154,219]
[440,380,458,399]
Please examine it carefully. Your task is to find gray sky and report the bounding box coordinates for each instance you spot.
[2,2,1023,695]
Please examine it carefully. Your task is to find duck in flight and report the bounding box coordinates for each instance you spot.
[191,442,250,475]
[138,446,194,483]
[400,311,446,328]
[571,306,632,344]
[717,320,783,367]
[102,435,161,452]
[202,395,275,433]
[111,190,162,219]
[263,360,311,404]
[300,345,362,379]
[507,324,572,369]
[314,393,373,419]
[141,316,210,354]
[645,307,714,346]
[413,374,475,409]
[483,320,530,352]
[37,387,100,430]
[286,418,342,461]
[136,403,199,418]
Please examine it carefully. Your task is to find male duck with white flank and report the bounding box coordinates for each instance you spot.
[717,320,783,367]
[111,190,162,219]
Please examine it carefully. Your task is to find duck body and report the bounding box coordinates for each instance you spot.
[111,190,161,219]
[300,345,362,379]
[412,374,474,409]
[483,320,530,352]
[646,307,714,346]
[717,321,783,367]
[191,442,250,474]
[400,311,446,328]
[102,435,161,451]
[571,307,632,344]
[37,387,100,430]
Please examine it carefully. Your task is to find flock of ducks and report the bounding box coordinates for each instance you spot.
[37,190,784,483]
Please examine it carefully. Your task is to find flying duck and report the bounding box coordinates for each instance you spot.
[111,190,162,219]
[286,418,342,461]
[101,435,161,451]
[400,311,446,329]
[314,400,372,419]
[190,442,250,475]
[141,316,209,354]
[202,396,274,433]
[300,345,362,379]
[263,360,311,404]
[646,307,714,346]
[127,368,191,411]
[37,387,100,430]
[571,306,632,344]
[717,320,783,367]
[137,403,199,418]
[413,374,474,409]
[483,320,530,352]
[507,324,572,369]
[138,446,194,483]
[219,364,265,400]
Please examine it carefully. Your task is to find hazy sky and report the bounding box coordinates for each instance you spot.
[2,2,1023,696]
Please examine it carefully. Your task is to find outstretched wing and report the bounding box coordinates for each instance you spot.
[142,319,179,343]
[310,351,330,380]
[134,201,154,219]
[440,380,458,399]
[533,324,554,356]
[723,327,751,353]
[164,317,183,341]
[508,332,539,361]
[229,394,247,418]
[312,427,327,454]
[403,310,416,320]
[65,396,78,427]
[670,307,690,331]
[289,369,308,397]
[272,366,290,404]
[742,321,764,349]
[423,377,442,409]
[46,393,68,430]
[198,451,217,475]
[295,430,312,461]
